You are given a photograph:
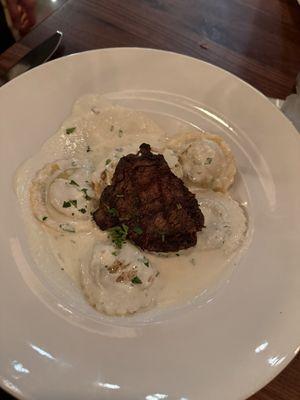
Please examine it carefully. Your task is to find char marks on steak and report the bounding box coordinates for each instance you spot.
[93,143,204,252]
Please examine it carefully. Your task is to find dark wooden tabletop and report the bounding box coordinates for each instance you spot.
[0,1,299,399]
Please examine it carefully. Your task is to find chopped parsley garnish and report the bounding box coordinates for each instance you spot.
[66,127,76,134]
[176,203,182,210]
[70,200,77,208]
[118,129,123,137]
[143,258,149,267]
[79,208,87,214]
[131,276,142,284]
[69,180,79,186]
[161,233,165,242]
[116,194,124,198]
[42,216,48,221]
[105,159,111,165]
[110,125,114,131]
[107,207,118,217]
[155,271,160,277]
[86,145,91,152]
[176,253,180,257]
[81,188,92,200]
[63,200,77,208]
[133,226,143,235]
[108,224,128,248]
[190,258,196,265]
[112,251,118,256]
[59,224,75,233]
[205,157,213,165]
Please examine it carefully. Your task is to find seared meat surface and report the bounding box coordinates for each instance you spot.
[93,143,204,252]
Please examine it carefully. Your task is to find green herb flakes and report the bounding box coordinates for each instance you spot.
[42,216,48,221]
[81,188,92,200]
[86,146,91,152]
[70,200,77,208]
[116,194,124,198]
[108,224,129,248]
[205,157,213,165]
[69,180,79,187]
[176,203,182,210]
[110,125,114,132]
[105,159,111,165]
[112,251,118,256]
[59,224,75,233]
[63,200,77,208]
[108,207,118,217]
[79,208,86,214]
[143,258,149,267]
[118,129,123,137]
[131,276,142,284]
[133,226,143,235]
[161,233,165,242]
[66,127,76,135]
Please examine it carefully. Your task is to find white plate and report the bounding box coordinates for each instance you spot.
[1,48,300,400]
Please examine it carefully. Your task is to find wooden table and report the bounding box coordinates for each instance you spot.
[0,1,299,399]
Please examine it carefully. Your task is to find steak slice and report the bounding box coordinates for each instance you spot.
[93,143,204,252]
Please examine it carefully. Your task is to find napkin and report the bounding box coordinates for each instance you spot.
[281,73,300,132]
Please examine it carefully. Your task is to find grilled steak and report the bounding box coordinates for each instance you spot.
[93,143,204,252]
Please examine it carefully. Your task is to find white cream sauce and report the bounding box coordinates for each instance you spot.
[15,94,246,315]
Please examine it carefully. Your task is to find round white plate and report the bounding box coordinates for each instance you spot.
[1,48,300,400]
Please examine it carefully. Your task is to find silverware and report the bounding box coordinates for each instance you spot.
[0,31,63,87]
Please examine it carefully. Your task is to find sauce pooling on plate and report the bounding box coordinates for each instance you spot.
[15,94,248,316]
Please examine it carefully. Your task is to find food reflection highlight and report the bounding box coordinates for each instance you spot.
[255,341,269,354]
[97,382,120,390]
[15,94,249,317]
[268,356,286,367]
[30,344,55,360]
[12,361,30,374]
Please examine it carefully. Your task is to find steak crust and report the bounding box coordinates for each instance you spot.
[93,143,204,252]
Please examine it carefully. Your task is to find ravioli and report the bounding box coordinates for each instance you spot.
[167,131,236,192]
[80,242,160,315]
[195,190,247,254]
[30,159,97,233]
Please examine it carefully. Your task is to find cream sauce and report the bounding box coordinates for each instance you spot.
[15,94,246,315]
